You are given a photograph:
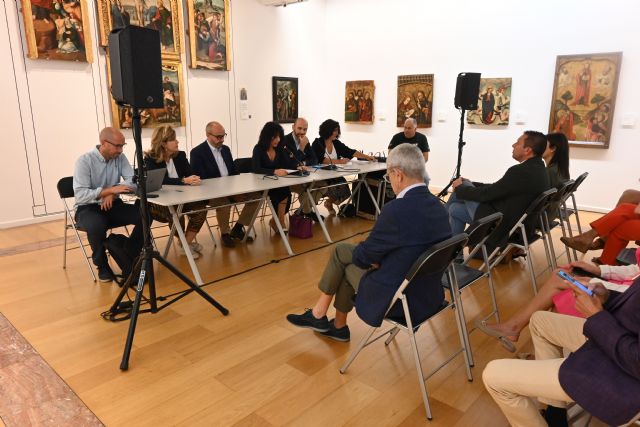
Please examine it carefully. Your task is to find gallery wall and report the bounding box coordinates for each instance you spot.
[0,0,638,228]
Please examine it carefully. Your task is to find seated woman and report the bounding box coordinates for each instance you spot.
[476,254,639,352]
[311,119,376,214]
[251,121,298,232]
[543,132,570,189]
[144,126,206,259]
[561,202,640,265]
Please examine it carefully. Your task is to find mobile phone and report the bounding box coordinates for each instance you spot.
[557,270,593,296]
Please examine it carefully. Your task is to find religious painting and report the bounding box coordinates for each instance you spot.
[345,80,374,124]
[20,0,93,62]
[271,77,298,123]
[187,0,231,70]
[397,74,433,128]
[467,77,512,126]
[548,52,622,148]
[110,60,185,129]
[96,0,182,59]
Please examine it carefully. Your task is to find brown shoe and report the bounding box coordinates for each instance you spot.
[589,237,605,250]
[560,236,592,253]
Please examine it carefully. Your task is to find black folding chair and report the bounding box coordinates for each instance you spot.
[340,233,470,421]
[561,172,589,259]
[541,179,575,266]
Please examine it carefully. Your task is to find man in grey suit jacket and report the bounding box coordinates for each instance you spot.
[483,277,640,427]
[286,144,451,342]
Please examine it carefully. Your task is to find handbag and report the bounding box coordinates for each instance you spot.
[288,213,313,239]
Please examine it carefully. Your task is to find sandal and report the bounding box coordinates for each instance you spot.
[474,319,518,353]
[324,200,336,215]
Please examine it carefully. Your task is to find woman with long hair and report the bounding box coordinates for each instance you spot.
[544,132,570,188]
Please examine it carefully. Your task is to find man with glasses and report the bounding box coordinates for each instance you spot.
[286,144,451,342]
[190,121,260,248]
[73,127,144,282]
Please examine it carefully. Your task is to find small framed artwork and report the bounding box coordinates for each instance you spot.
[20,0,93,62]
[467,77,512,126]
[96,0,183,59]
[345,80,374,124]
[397,74,433,128]
[548,52,622,148]
[110,60,186,129]
[187,0,231,70]
[272,77,298,123]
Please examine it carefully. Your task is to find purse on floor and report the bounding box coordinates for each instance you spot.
[288,213,313,239]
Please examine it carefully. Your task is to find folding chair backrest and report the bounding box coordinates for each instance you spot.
[465,212,503,249]
[551,179,574,203]
[234,157,253,174]
[570,172,588,194]
[522,188,557,232]
[57,176,75,199]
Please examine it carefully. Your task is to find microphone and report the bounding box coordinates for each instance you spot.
[324,150,338,170]
[283,145,309,176]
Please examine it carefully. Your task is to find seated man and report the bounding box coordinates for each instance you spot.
[388,118,430,162]
[286,144,452,341]
[73,127,143,282]
[281,117,325,222]
[190,121,261,248]
[446,130,550,254]
[483,277,640,427]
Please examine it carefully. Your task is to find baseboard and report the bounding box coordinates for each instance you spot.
[0,212,64,229]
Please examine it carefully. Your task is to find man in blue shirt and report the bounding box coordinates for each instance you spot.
[73,127,143,282]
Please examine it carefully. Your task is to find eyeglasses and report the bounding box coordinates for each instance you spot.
[105,140,127,148]
[383,169,397,183]
[208,132,227,139]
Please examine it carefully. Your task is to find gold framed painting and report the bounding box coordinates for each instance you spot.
[96,0,183,59]
[397,74,433,128]
[20,0,93,62]
[109,60,186,129]
[548,52,622,148]
[467,77,512,126]
[345,80,374,124]
[187,0,231,70]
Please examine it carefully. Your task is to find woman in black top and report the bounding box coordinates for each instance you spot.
[252,121,298,232]
[543,132,571,189]
[311,119,376,214]
[144,125,207,258]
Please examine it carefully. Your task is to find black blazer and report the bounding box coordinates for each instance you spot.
[189,141,238,179]
[251,144,298,175]
[143,151,192,185]
[354,186,452,327]
[281,133,318,166]
[311,138,357,164]
[455,156,550,251]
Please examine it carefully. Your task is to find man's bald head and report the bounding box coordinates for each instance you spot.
[292,117,308,140]
[206,121,226,148]
[98,127,126,160]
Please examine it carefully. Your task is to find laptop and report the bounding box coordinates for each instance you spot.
[136,168,166,195]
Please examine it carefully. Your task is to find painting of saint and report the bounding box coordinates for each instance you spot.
[96,0,182,58]
[467,77,512,126]
[396,74,433,128]
[272,77,298,123]
[111,61,185,129]
[187,0,230,70]
[548,52,622,148]
[20,0,93,62]
[345,81,375,124]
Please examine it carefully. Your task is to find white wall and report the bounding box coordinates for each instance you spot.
[0,0,637,227]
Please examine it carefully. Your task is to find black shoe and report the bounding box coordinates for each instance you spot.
[221,233,236,248]
[286,309,330,332]
[97,265,114,283]
[318,319,350,342]
[230,224,254,243]
[303,211,325,222]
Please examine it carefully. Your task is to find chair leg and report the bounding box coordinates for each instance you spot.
[521,230,538,294]
[571,193,583,234]
[384,327,400,346]
[205,217,218,248]
[483,246,500,323]
[558,206,572,263]
[340,326,377,374]
[448,269,474,370]
[544,213,558,270]
[63,219,68,269]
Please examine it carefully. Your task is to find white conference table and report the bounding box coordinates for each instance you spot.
[149,161,387,285]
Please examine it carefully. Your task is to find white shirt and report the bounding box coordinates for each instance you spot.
[208,143,229,177]
[166,158,178,179]
[396,183,426,199]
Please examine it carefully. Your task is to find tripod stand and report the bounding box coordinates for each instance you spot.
[109,106,229,371]
[437,108,467,199]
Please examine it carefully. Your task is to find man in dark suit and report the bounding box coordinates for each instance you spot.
[483,277,640,427]
[281,117,325,222]
[190,121,260,248]
[446,130,550,253]
[286,144,452,341]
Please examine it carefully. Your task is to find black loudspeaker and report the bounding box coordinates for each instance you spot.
[454,72,481,110]
[108,26,163,108]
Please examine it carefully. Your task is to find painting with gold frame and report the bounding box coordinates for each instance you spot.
[548,52,622,148]
[467,77,512,126]
[20,0,93,62]
[96,0,183,59]
[187,0,231,70]
[109,60,186,129]
[345,80,374,124]
[397,74,433,128]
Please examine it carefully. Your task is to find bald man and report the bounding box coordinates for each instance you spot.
[388,118,430,162]
[73,127,143,282]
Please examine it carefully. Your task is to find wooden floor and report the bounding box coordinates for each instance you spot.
[0,210,603,426]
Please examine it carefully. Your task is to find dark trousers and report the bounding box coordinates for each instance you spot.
[75,199,143,268]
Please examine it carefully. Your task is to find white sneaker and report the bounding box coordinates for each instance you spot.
[178,246,201,259]
[189,241,203,252]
